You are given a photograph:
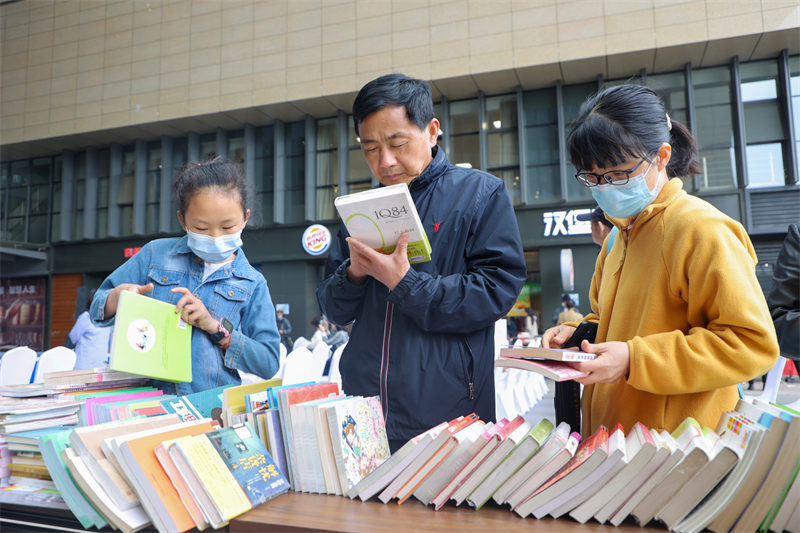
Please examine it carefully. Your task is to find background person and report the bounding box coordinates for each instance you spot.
[767,223,799,379]
[276,309,293,349]
[556,298,583,326]
[577,206,617,249]
[90,158,281,395]
[69,289,112,369]
[542,84,779,436]
[316,73,526,451]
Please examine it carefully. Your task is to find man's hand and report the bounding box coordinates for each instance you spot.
[104,283,154,318]
[345,233,411,291]
[541,325,576,349]
[570,340,631,385]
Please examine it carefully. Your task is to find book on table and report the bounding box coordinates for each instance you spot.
[68,413,182,511]
[535,424,627,520]
[115,418,217,533]
[607,428,682,526]
[325,396,391,497]
[456,418,553,510]
[722,398,800,533]
[61,447,151,533]
[38,429,108,530]
[655,426,740,530]
[411,419,490,505]
[514,424,610,519]
[435,417,526,509]
[159,384,230,425]
[630,417,715,526]
[391,414,485,505]
[334,182,432,263]
[221,378,282,427]
[275,381,340,490]
[498,346,597,362]
[378,415,476,504]
[492,421,571,506]
[768,456,800,533]
[297,395,353,494]
[673,409,768,533]
[493,357,587,381]
[463,417,534,509]
[109,290,192,382]
[503,423,579,510]
[347,422,443,502]
[573,422,661,525]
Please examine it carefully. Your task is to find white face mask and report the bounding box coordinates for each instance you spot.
[186,229,243,263]
[590,163,664,219]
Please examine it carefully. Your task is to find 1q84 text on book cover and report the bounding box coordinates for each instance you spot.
[334,183,431,263]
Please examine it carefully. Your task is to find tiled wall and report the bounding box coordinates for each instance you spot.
[1,0,798,145]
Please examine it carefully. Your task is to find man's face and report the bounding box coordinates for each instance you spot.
[358,105,440,187]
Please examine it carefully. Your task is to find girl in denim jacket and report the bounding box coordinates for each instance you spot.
[90,158,281,395]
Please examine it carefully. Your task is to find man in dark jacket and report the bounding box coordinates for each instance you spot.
[768,223,799,371]
[316,73,526,450]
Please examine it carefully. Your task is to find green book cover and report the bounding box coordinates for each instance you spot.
[109,291,192,382]
[334,183,432,264]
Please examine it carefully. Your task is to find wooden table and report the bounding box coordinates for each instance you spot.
[230,492,664,533]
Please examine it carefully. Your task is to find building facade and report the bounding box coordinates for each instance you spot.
[1,0,799,350]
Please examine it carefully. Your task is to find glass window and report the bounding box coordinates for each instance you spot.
[7,161,28,242]
[118,147,135,235]
[51,156,62,241]
[647,71,688,130]
[284,121,306,223]
[693,66,737,189]
[200,133,217,161]
[791,56,800,177]
[348,118,372,193]
[449,99,479,168]
[486,94,520,204]
[316,118,338,220]
[741,60,786,188]
[146,142,161,233]
[255,126,274,225]
[72,152,86,239]
[228,130,244,163]
[562,83,596,201]
[523,87,560,203]
[170,138,188,232]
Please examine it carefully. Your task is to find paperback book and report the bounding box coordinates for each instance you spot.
[334,183,432,263]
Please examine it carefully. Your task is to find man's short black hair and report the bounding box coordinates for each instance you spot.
[352,73,435,137]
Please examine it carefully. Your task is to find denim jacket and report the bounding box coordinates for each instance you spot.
[90,236,280,395]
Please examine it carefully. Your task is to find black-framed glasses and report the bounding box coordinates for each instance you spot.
[574,150,656,187]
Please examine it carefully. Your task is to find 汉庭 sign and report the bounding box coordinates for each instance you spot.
[542,209,592,237]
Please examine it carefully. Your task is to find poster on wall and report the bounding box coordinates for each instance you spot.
[0,277,47,351]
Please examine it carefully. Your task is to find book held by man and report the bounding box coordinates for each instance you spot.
[334,183,432,263]
[109,291,192,382]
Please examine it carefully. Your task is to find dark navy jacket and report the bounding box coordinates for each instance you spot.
[316,147,526,444]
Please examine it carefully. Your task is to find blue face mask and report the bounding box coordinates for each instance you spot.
[590,163,662,219]
[186,229,243,263]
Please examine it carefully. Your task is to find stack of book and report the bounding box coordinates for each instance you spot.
[494,346,595,381]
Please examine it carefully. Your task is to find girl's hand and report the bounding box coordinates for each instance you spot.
[171,287,217,333]
[104,283,154,318]
[571,340,631,385]
[541,325,576,349]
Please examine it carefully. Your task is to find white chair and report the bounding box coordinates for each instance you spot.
[292,336,310,350]
[756,356,787,404]
[327,343,347,387]
[281,346,326,386]
[32,346,77,383]
[311,342,331,370]
[512,338,523,348]
[0,346,38,385]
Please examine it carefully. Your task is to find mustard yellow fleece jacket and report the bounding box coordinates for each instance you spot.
[576,178,779,436]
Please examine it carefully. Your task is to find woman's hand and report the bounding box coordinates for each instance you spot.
[541,325,576,349]
[171,287,218,334]
[104,283,154,318]
[571,340,631,385]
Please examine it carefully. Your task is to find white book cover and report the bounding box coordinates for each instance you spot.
[334,183,431,263]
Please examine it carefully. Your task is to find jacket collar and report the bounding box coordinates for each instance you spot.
[408,145,448,192]
[170,235,257,280]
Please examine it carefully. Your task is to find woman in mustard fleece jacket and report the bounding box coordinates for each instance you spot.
[542,85,780,436]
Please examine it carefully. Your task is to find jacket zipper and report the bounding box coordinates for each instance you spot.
[380,302,394,423]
